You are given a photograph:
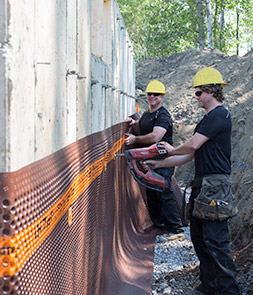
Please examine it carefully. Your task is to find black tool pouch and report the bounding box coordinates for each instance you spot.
[186,177,202,219]
[192,174,238,221]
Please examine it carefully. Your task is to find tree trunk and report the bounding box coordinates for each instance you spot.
[196,0,205,50]
[236,6,240,55]
[213,0,218,48]
[219,0,225,51]
[205,0,213,49]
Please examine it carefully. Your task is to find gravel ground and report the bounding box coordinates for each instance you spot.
[152,226,252,295]
[152,226,200,295]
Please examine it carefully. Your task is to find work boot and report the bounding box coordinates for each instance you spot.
[155,227,167,235]
[186,290,205,295]
[187,287,219,295]
[151,217,165,229]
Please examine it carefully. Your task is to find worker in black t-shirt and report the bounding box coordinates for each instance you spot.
[125,80,184,239]
[143,68,240,295]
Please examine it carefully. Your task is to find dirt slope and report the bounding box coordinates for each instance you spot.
[135,49,253,292]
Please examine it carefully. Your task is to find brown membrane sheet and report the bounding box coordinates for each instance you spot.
[0,122,155,295]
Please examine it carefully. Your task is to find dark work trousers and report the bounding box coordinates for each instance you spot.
[146,166,183,233]
[190,186,240,295]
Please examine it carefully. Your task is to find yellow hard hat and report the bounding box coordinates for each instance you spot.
[145,80,166,95]
[193,67,229,88]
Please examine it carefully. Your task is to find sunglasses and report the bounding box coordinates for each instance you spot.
[195,91,203,97]
[147,93,161,97]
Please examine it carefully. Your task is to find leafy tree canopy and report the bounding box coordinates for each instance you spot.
[117,0,253,61]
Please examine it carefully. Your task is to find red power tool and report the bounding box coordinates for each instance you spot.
[117,143,168,192]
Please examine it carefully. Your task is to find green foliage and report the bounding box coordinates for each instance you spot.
[117,0,253,61]
[220,0,253,54]
[117,0,198,61]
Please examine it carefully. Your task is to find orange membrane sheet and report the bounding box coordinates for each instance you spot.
[0,122,155,295]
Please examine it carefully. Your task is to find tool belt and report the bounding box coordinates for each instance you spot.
[191,174,238,221]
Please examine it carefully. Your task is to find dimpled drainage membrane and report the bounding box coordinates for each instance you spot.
[0,122,156,295]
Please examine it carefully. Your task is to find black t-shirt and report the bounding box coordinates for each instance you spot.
[194,105,231,177]
[139,106,173,146]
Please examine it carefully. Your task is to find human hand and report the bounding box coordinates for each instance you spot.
[158,141,174,156]
[142,159,162,171]
[125,133,136,145]
[125,117,136,126]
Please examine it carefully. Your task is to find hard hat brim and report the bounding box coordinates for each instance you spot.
[193,82,229,88]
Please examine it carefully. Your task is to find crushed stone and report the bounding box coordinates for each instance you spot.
[152,226,200,295]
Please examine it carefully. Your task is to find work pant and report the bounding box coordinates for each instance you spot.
[190,185,240,295]
[146,166,183,233]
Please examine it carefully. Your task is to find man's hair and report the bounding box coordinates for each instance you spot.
[200,84,225,102]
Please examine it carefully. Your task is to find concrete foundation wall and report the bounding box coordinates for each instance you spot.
[0,0,135,172]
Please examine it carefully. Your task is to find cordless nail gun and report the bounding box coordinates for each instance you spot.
[116,143,168,192]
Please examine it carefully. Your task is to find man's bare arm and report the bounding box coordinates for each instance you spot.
[125,126,166,146]
[144,153,194,170]
[159,132,209,156]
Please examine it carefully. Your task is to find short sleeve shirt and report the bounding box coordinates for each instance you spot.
[194,105,232,177]
[139,106,173,146]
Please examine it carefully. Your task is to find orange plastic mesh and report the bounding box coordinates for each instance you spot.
[0,122,155,295]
